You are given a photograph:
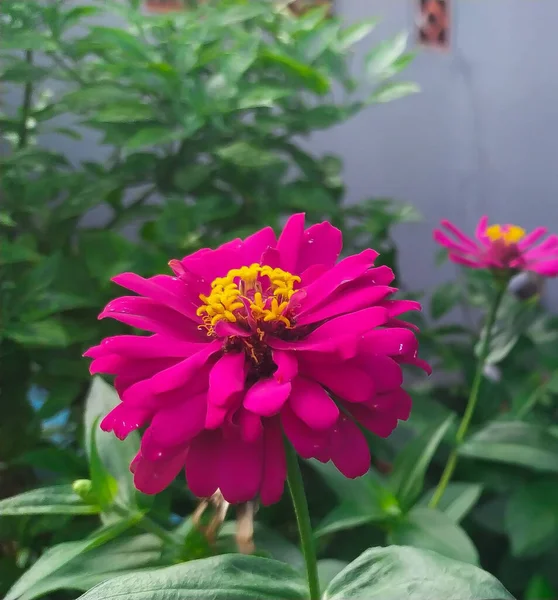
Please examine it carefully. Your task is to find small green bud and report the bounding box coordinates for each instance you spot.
[72,479,94,501]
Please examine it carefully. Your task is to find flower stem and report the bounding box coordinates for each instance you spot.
[285,443,320,600]
[429,284,506,509]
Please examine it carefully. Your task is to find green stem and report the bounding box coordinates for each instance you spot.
[429,284,506,509]
[112,503,178,547]
[285,443,320,600]
[18,51,34,150]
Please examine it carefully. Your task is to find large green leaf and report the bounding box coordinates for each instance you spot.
[5,519,140,600]
[459,421,558,472]
[368,82,419,104]
[123,127,185,150]
[78,231,135,282]
[338,19,378,50]
[76,554,308,600]
[5,528,159,600]
[0,485,99,516]
[216,141,282,168]
[389,414,455,510]
[323,546,514,600]
[420,483,483,523]
[365,32,408,78]
[5,319,72,347]
[84,377,139,509]
[505,480,558,557]
[388,507,479,565]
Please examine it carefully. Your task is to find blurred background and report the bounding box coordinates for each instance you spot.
[2,2,558,600]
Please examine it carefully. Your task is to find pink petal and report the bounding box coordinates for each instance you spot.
[149,341,222,394]
[100,403,152,440]
[86,335,204,360]
[281,405,330,460]
[208,352,247,407]
[433,230,474,254]
[276,213,305,273]
[182,238,244,284]
[300,359,375,403]
[214,321,251,338]
[289,376,339,430]
[296,221,342,273]
[237,408,263,442]
[475,215,490,245]
[133,449,187,495]
[448,254,484,268]
[528,259,558,276]
[145,392,206,450]
[518,227,548,250]
[244,378,291,416]
[364,328,418,356]
[330,416,370,478]
[205,402,229,429]
[357,355,403,393]
[112,273,199,321]
[260,417,287,506]
[273,349,298,382]
[100,297,204,341]
[441,219,478,250]
[218,433,263,503]
[348,403,399,437]
[185,430,221,498]
[296,284,395,326]
[296,249,378,315]
[243,226,277,263]
[300,264,329,285]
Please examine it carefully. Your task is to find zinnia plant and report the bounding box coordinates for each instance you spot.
[430,216,558,510]
[434,216,558,276]
[85,213,429,599]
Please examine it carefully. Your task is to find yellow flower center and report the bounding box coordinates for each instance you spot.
[196,264,301,333]
[485,224,525,245]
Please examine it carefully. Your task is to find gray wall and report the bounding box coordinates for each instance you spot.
[305,0,558,303]
[10,0,558,303]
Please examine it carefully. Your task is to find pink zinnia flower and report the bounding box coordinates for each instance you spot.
[85,214,429,505]
[434,216,558,276]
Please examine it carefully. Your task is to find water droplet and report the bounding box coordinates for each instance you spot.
[307,239,314,244]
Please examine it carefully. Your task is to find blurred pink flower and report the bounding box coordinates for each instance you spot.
[85,214,429,504]
[434,217,558,276]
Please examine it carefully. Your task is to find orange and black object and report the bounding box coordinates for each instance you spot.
[417,0,450,49]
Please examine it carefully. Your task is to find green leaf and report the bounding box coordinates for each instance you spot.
[260,50,330,95]
[216,141,282,168]
[388,507,479,565]
[79,231,135,282]
[477,294,539,363]
[173,164,213,192]
[505,480,558,557]
[315,504,383,538]
[420,483,483,523]
[123,127,185,150]
[5,520,145,600]
[318,559,348,590]
[0,241,40,265]
[89,417,119,510]
[525,575,557,600]
[323,546,513,600]
[338,19,378,49]
[0,212,15,227]
[430,282,462,320]
[94,103,156,123]
[369,81,420,103]
[0,485,99,516]
[389,414,455,510]
[459,421,558,473]
[365,32,409,78]
[75,554,308,600]
[84,377,139,509]
[237,85,292,109]
[6,319,71,347]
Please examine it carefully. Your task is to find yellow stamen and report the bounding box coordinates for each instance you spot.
[197,264,299,334]
[486,224,525,244]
